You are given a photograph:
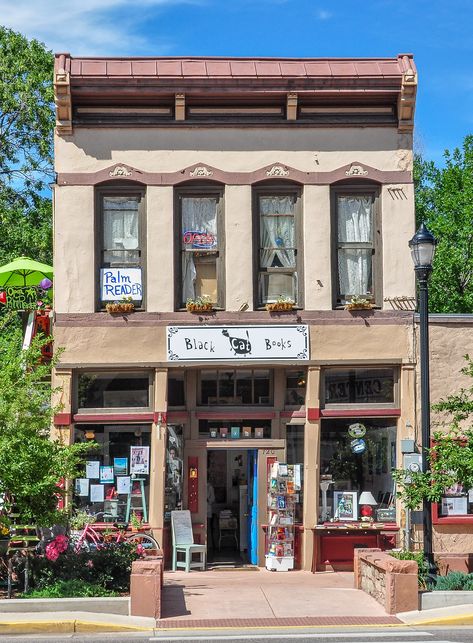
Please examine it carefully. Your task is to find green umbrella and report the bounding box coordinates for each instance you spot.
[0,257,53,288]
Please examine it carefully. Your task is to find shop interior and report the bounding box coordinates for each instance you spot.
[207,449,254,567]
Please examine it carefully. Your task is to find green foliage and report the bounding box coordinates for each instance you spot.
[0,26,53,197]
[393,355,473,511]
[0,27,54,272]
[390,550,430,588]
[21,579,119,598]
[432,572,473,591]
[31,542,141,593]
[0,313,91,527]
[414,135,473,313]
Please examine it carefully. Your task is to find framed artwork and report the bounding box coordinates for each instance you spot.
[333,491,358,521]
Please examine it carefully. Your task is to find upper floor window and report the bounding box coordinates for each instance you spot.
[255,189,301,307]
[334,187,380,306]
[98,188,145,309]
[178,189,224,308]
[323,367,397,408]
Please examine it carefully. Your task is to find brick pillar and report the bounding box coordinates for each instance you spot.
[130,555,163,619]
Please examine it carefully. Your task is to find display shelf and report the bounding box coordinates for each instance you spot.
[265,461,301,572]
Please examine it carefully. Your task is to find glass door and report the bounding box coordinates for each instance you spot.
[247,449,258,564]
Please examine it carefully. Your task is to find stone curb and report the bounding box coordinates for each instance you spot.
[0,620,153,635]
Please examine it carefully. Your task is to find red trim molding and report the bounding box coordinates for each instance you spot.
[280,410,306,419]
[153,411,167,424]
[195,411,275,420]
[321,408,401,418]
[73,412,154,423]
[56,161,411,188]
[54,413,72,425]
[167,411,190,422]
[307,408,321,421]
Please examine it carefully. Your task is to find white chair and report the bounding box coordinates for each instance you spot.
[171,510,206,572]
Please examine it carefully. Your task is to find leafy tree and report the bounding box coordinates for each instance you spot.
[0,313,90,527]
[394,355,473,510]
[0,27,54,268]
[414,135,473,313]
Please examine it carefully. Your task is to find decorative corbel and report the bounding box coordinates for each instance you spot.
[54,67,72,135]
[398,68,417,133]
[287,93,298,121]
[175,93,186,121]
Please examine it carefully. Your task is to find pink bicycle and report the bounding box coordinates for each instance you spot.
[73,514,159,554]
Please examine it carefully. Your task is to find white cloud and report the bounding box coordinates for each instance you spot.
[0,0,202,55]
[315,8,332,20]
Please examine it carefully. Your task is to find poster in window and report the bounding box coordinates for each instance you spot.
[86,461,100,479]
[117,476,131,495]
[130,446,150,475]
[75,478,89,497]
[333,491,358,521]
[99,465,114,484]
[441,496,468,516]
[113,458,128,476]
[90,484,105,503]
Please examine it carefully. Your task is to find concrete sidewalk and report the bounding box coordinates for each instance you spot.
[3,569,473,634]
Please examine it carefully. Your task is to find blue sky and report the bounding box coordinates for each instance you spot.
[1,0,471,164]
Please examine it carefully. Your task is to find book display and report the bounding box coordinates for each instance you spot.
[265,461,298,571]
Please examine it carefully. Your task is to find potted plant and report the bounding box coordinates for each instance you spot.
[130,511,142,532]
[186,295,214,313]
[344,296,375,311]
[266,296,295,312]
[105,295,135,314]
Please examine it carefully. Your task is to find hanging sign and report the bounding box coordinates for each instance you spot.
[167,325,309,362]
[100,268,142,302]
[2,286,38,311]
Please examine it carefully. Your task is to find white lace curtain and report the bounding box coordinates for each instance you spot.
[259,196,295,268]
[103,197,139,263]
[181,197,217,302]
[337,196,373,296]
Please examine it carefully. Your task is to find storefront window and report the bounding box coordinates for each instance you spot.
[286,424,304,523]
[77,372,150,409]
[319,419,397,523]
[199,369,272,405]
[168,372,185,407]
[285,370,306,406]
[73,425,151,523]
[164,425,183,521]
[324,368,395,406]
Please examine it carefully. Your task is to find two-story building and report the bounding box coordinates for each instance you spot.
[52,54,419,571]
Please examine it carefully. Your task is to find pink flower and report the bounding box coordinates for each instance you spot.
[54,535,69,553]
[136,544,144,556]
[86,559,94,568]
[45,543,60,561]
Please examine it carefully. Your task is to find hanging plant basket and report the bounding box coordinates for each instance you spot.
[105,302,135,314]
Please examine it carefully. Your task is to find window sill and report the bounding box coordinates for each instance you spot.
[432,503,473,524]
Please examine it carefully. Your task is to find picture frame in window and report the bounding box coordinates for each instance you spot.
[333,490,358,521]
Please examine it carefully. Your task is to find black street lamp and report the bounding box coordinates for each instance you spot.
[409,222,438,577]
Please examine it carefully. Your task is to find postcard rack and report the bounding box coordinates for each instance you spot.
[265,461,295,572]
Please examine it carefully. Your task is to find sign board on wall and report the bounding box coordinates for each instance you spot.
[100,268,142,302]
[167,325,309,362]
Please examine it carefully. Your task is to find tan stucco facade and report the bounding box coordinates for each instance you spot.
[53,54,424,572]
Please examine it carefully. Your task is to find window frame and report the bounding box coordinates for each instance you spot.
[74,370,154,414]
[321,366,399,411]
[197,368,274,406]
[331,184,382,308]
[253,184,303,309]
[95,185,146,312]
[174,184,225,310]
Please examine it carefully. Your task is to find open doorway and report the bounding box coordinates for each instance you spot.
[207,449,257,568]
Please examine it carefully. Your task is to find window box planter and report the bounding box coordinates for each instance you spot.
[105,302,135,314]
[186,302,214,313]
[266,302,295,312]
[344,297,375,311]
